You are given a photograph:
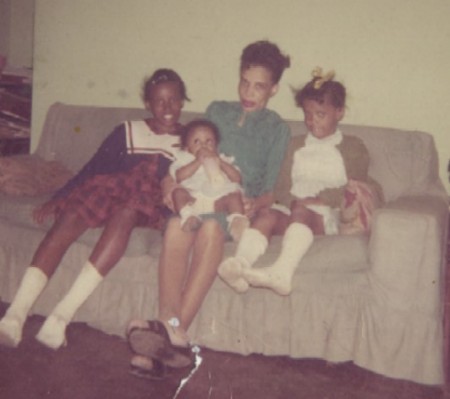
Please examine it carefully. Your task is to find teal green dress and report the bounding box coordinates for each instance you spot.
[206,101,290,198]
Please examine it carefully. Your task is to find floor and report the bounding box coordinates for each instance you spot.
[0,303,446,399]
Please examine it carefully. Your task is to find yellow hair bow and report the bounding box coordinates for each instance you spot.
[312,67,335,89]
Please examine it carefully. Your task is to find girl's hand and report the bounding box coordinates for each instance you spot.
[33,200,57,224]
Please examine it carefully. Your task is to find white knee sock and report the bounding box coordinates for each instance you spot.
[36,261,103,349]
[0,266,48,347]
[218,228,268,293]
[243,223,313,295]
[227,213,250,242]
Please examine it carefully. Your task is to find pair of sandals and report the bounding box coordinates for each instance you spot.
[127,319,194,380]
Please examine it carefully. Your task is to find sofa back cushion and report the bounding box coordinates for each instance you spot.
[36,103,444,203]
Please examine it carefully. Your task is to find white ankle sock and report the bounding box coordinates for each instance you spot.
[218,228,268,293]
[36,261,103,349]
[243,223,313,295]
[0,266,47,347]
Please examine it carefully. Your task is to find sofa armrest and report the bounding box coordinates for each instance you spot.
[368,195,448,315]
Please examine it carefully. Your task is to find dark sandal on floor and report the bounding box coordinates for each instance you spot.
[129,358,166,380]
[127,320,194,369]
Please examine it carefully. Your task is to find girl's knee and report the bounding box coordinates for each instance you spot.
[255,207,280,225]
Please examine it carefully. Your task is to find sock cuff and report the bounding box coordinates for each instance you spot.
[27,266,49,285]
[284,223,314,245]
[83,261,104,281]
[238,227,268,254]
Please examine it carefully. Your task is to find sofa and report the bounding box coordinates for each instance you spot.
[0,102,448,386]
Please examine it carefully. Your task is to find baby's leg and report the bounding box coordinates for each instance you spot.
[172,187,202,232]
[215,191,248,242]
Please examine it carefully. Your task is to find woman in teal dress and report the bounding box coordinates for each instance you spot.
[127,40,291,377]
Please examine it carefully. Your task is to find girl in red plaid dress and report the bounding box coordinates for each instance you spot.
[0,69,188,350]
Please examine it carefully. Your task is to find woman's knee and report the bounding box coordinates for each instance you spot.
[197,219,225,241]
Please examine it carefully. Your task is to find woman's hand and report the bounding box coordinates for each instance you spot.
[243,192,275,219]
[33,200,57,224]
[243,197,256,218]
[161,175,177,212]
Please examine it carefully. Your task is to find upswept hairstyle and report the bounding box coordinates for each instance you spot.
[240,40,290,84]
[295,72,346,109]
[142,68,190,102]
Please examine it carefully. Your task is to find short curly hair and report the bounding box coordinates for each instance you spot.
[240,40,290,84]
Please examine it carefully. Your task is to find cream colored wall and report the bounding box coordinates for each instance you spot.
[1,0,35,67]
[0,0,11,58]
[33,0,450,192]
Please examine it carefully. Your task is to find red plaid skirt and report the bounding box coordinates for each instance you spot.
[54,159,167,229]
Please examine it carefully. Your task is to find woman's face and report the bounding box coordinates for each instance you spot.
[145,81,184,133]
[238,65,279,113]
[302,98,345,139]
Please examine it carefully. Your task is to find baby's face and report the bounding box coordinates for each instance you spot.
[186,127,217,155]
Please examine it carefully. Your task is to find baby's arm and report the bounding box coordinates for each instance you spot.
[175,158,202,183]
[218,157,241,183]
[171,150,202,183]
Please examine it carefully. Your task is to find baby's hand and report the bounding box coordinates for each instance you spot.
[196,147,217,161]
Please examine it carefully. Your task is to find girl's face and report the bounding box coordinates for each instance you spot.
[238,65,279,113]
[302,98,345,139]
[145,81,184,133]
[185,126,217,156]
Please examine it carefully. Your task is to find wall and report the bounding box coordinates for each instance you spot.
[0,0,11,60]
[0,0,35,67]
[33,0,450,192]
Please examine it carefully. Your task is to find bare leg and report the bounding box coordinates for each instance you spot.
[37,207,141,349]
[0,210,88,347]
[290,199,325,235]
[32,210,90,276]
[158,217,196,346]
[158,217,225,345]
[172,187,201,232]
[179,218,225,328]
[216,192,249,242]
[90,207,140,275]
